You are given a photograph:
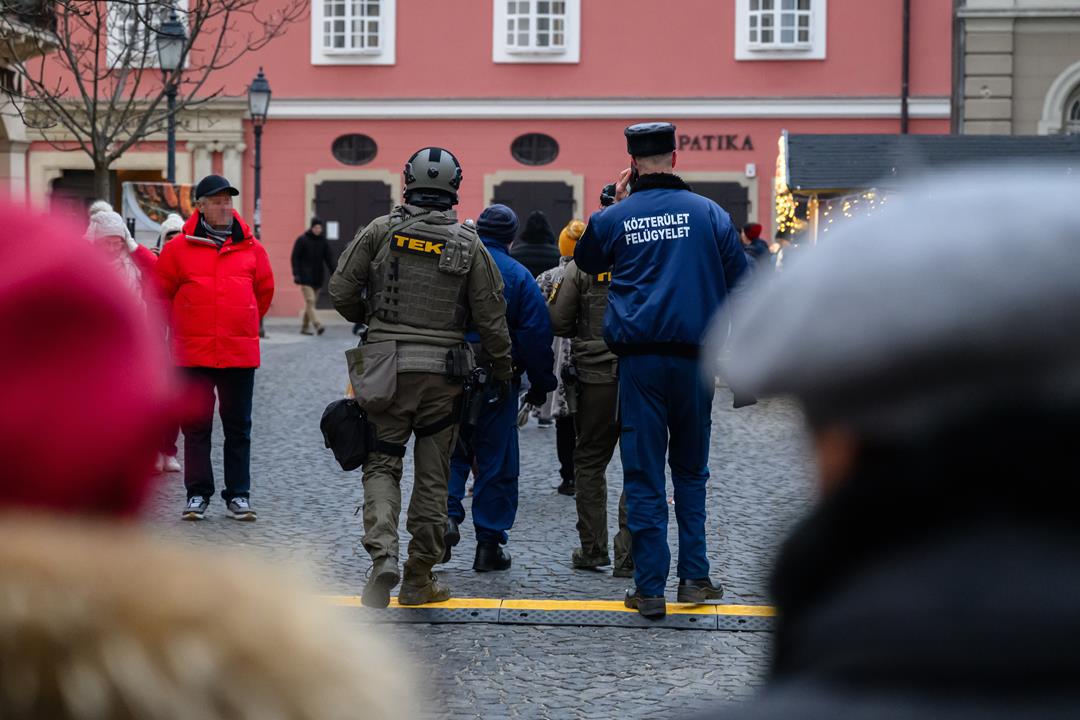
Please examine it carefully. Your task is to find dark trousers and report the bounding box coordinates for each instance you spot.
[181,367,255,501]
[618,355,713,597]
[448,381,520,545]
[555,415,576,482]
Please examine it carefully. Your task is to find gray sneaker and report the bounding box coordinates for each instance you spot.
[225,497,257,521]
[182,496,209,521]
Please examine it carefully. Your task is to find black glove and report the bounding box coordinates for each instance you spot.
[522,386,547,407]
[488,379,511,407]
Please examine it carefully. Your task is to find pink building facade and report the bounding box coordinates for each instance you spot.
[18,0,953,317]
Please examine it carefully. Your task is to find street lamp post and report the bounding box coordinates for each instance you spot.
[247,67,272,239]
[156,8,186,184]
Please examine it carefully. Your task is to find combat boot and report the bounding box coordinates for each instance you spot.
[473,542,512,572]
[677,577,725,604]
[612,555,635,579]
[398,572,451,606]
[361,558,400,609]
[624,587,666,620]
[571,547,611,570]
[441,518,461,564]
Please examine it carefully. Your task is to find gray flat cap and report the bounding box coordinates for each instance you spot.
[723,168,1080,437]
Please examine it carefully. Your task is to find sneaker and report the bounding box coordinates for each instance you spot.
[155,454,165,473]
[225,497,257,521]
[676,577,725,604]
[163,455,182,473]
[316,326,326,336]
[572,547,611,570]
[361,559,401,609]
[182,496,209,521]
[300,329,315,336]
[624,587,666,619]
[398,572,452,606]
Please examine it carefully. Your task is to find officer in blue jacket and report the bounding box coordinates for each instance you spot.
[575,122,749,619]
[446,204,558,572]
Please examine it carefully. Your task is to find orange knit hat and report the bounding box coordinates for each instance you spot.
[559,219,586,258]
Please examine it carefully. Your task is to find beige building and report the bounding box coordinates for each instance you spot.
[956,0,1080,134]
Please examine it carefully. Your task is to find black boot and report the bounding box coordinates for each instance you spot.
[441,518,461,564]
[624,587,666,619]
[556,477,575,496]
[473,542,512,572]
[676,577,725,604]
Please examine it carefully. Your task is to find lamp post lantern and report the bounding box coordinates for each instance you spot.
[248,67,271,239]
[156,8,186,184]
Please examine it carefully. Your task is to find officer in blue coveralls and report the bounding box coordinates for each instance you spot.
[575,122,749,619]
[445,204,558,572]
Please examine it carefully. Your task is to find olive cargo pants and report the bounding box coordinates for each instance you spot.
[574,380,632,568]
[362,372,461,582]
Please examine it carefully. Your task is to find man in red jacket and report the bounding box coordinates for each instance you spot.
[156,175,275,521]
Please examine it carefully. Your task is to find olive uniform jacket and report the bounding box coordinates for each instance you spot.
[548,259,618,384]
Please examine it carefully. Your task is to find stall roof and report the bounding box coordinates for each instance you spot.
[785,133,1080,192]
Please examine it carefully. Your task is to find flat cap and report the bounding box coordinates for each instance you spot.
[723,169,1080,437]
[625,122,677,157]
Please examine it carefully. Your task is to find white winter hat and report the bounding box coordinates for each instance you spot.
[87,211,130,241]
[87,200,113,218]
[159,213,185,236]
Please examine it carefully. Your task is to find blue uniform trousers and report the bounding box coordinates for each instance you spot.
[448,381,520,545]
[618,355,713,596]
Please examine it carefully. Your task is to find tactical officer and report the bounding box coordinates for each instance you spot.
[445,203,557,572]
[575,123,749,619]
[548,184,633,577]
[329,148,513,608]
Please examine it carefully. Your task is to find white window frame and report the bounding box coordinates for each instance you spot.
[493,0,580,64]
[107,0,189,69]
[735,0,826,61]
[311,0,396,66]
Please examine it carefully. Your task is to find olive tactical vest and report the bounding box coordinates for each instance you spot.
[577,270,612,343]
[369,211,477,332]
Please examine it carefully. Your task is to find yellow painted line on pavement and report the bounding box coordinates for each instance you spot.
[324,595,774,616]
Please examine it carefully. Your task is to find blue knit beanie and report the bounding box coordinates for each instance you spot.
[477,204,519,244]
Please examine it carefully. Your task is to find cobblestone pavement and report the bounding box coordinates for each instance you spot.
[144,321,815,719]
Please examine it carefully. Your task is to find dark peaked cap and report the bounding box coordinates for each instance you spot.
[625,122,677,156]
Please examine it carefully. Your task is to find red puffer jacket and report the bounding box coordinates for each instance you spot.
[156,210,275,368]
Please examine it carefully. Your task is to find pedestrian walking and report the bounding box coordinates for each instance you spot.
[330,148,513,607]
[705,170,1080,720]
[549,204,633,578]
[511,210,561,279]
[535,218,587,496]
[291,217,335,335]
[153,212,186,472]
[575,122,748,619]
[156,174,275,522]
[445,203,557,572]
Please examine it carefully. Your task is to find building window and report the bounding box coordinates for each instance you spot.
[511,133,559,166]
[107,0,188,68]
[332,134,378,165]
[749,0,811,47]
[493,0,580,64]
[311,0,396,65]
[735,0,826,61]
[1066,90,1080,134]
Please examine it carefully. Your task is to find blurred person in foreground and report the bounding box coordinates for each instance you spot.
[703,170,1080,720]
[0,203,414,720]
[157,174,275,522]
